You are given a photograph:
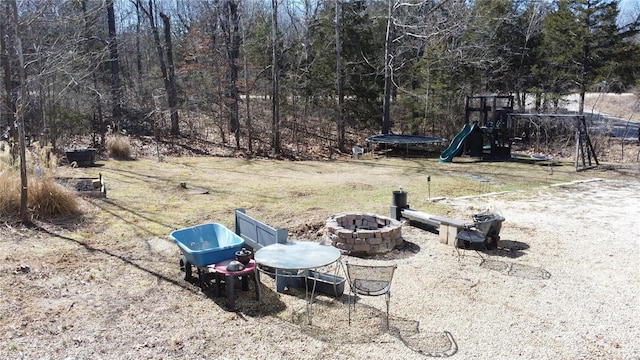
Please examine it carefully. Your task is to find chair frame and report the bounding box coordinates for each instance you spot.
[344,261,397,330]
[352,145,364,159]
[455,213,503,258]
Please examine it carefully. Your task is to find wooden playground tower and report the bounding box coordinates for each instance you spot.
[463,95,514,159]
[464,95,599,171]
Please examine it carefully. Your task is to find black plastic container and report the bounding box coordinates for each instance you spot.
[306,270,345,297]
[65,148,96,167]
[235,248,252,265]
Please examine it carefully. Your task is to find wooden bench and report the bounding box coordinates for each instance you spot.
[431,215,476,246]
[398,208,476,246]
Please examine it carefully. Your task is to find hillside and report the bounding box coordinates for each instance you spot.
[561,93,639,122]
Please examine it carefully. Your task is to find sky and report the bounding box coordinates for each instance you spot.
[619,0,637,15]
[618,0,639,26]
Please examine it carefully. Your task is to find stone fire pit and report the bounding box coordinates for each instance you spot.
[324,212,403,254]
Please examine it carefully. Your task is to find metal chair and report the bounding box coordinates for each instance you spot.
[352,145,364,159]
[345,261,397,329]
[455,211,505,257]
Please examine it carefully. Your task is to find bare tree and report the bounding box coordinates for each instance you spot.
[381,0,393,134]
[159,12,179,135]
[271,0,281,153]
[0,5,16,163]
[220,0,241,150]
[81,0,106,150]
[133,0,144,95]
[335,0,345,151]
[138,0,180,135]
[240,2,253,153]
[8,0,29,223]
[107,0,123,128]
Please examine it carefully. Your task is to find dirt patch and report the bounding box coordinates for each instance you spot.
[1,169,639,359]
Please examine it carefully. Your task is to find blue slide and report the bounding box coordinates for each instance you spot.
[439,124,475,163]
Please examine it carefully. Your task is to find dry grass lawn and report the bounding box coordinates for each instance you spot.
[1,154,639,359]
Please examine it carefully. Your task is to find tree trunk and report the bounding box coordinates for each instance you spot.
[301,0,313,154]
[82,0,105,150]
[160,12,179,135]
[9,0,29,224]
[271,0,281,153]
[107,0,123,128]
[241,6,252,154]
[222,0,240,150]
[216,80,226,144]
[134,1,143,97]
[381,0,393,135]
[0,16,17,164]
[138,1,179,136]
[335,0,345,151]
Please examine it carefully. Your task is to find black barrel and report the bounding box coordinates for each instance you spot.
[392,190,408,208]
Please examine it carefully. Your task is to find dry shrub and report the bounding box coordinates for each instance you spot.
[29,176,82,217]
[0,171,20,217]
[0,171,82,219]
[0,141,57,173]
[107,135,132,159]
[33,142,57,170]
[0,142,15,171]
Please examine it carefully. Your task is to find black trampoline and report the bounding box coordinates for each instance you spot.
[365,134,446,156]
[366,134,445,145]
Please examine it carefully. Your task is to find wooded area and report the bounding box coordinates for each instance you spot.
[1,0,639,159]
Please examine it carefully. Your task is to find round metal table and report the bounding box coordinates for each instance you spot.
[255,241,341,270]
[254,242,341,324]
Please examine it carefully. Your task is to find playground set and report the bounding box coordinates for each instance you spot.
[438,95,598,171]
[439,95,514,162]
[362,94,597,170]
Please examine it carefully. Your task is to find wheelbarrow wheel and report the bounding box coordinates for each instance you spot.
[180,255,192,281]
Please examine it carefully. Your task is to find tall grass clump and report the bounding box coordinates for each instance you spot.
[106,135,132,159]
[0,171,82,219]
[0,141,80,219]
[29,175,82,218]
[0,171,20,217]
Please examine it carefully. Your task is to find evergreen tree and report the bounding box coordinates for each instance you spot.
[539,0,640,112]
[307,1,386,130]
